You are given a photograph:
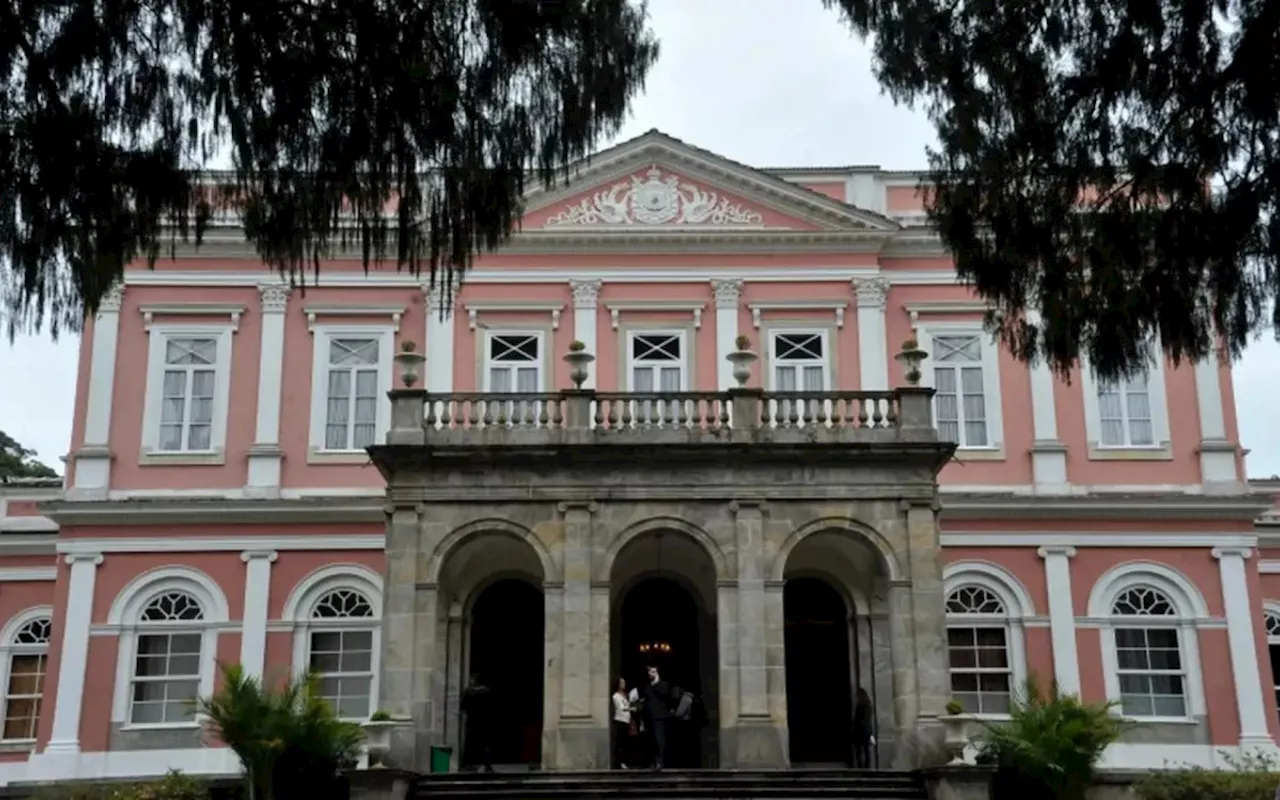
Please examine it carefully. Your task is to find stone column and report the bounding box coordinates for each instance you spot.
[716,580,740,768]
[424,281,455,422]
[712,279,744,390]
[885,579,919,768]
[46,553,103,754]
[1038,546,1081,695]
[1212,546,1274,748]
[380,503,436,770]
[246,283,289,496]
[763,580,789,764]
[731,500,784,766]
[72,284,124,498]
[443,602,466,758]
[541,581,565,766]
[1194,355,1240,489]
[853,277,890,391]
[903,501,948,763]
[868,605,896,767]
[555,501,606,768]
[238,550,278,680]
[1026,311,1069,493]
[570,281,602,389]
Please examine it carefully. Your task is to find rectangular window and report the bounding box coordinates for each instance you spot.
[486,333,542,393]
[130,632,202,725]
[309,630,374,719]
[1270,642,1280,720]
[1114,627,1186,717]
[933,334,989,447]
[1097,374,1155,447]
[324,338,381,450]
[629,333,684,392]
[946,626,1011,715]
[158,338,218,452]
[771,332,827,391]
[2,653,46,740]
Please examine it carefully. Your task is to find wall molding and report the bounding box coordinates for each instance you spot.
[941,532,1258,548]
[58,534,385,555]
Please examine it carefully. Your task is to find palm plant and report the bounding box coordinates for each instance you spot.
[973,677,1126,800]
[198,664,364,800]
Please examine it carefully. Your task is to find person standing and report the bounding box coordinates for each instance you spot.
[643,665,673,770]
[462,673,496,772]
[611,677,634,769]
[851,687,875,769]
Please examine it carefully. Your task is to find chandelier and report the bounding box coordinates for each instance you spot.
[638,641,672,654]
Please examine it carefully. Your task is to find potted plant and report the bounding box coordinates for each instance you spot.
[894,337,929,386]
[363,709,410,769]
[564,340,595,389]
[394,340,427,388]
[939,699,970,764]
[726,335,758,387]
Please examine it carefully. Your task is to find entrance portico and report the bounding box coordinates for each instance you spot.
[370,383,954,771]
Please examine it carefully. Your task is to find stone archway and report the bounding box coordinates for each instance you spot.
[610,528,720,769]
[779,523,895,769]
[436,526,548,770]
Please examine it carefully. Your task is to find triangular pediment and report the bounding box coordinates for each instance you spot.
[519,131,899,234]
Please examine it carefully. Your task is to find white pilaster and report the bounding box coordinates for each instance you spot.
[712,279,744,389]
[1027,311,1070,492]
[46,553,103,754]
[570,280,602,389]
[424,283,456,425]
[1212,547,1274,748]
[852,277,890,390]
[239,550,278,680]
[246,284,290,496]
[1037,546,1081,696]
[1194,356,1239,486]
[72,284,125,497]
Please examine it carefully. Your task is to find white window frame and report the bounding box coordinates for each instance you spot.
[942,562,1033,720]
[915,322,1004,451]
[106,567,229,730]
[1262,605,1280,722]
[1086,563,1207,723]
[767,329,831,391]
[0,606,52,744]
[282,564,383,722]
[626,330,689,392]
[1081,349,1171,452]
[309,325,396,454]
[140,325,235,456]
[482,330,546,393]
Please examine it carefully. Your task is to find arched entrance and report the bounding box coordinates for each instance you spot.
[780,525,892,768]
[610,529,719,769]
[434,525,549,771]
[784,578,852,765]
[468,578,544,767]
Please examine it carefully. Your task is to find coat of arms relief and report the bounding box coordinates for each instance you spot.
[545,166,765,226]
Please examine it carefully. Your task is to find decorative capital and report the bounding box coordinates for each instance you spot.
[241,550,279,564]
[64,553,104,566]
[569,279,602,310]
[852,276,890,309]
[422,280,457,312]
[1212,546,1254,561]
[711,278,744,309]
[99,283,126,314]
[1037,545,1077,560]
[258,283,290,313]
[556,500,599,515]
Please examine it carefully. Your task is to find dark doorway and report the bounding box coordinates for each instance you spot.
[784,578,853,766]
[619,576,704,768]
[468,579,544,768]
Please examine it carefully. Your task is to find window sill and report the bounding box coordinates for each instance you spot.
[139,449,225,466]
[120,722,201,732]
[1116,716,1198,725]
[952,447,1006,462]
[1087,445,1172,461]
[0,740,35,754]
[307,449,372,465]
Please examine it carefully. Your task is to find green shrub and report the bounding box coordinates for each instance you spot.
[973,677,1125,800]
[1136,750,1280,800]
[33,772,210,800]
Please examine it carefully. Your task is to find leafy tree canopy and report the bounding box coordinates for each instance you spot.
[828,0,1279,380]
[0,430,57,479]
[1,0,659,339]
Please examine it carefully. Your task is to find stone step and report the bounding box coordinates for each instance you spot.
[411,770,927,800]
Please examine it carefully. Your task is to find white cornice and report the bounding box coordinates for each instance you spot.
[904,301,990,328]
[0,515,58,533]
[303,304,405,332]
[749,300,849,329]
[0,567,56,582]
[139,303,246,332]
[0,534,57,556]
[42,498,384,527]
[464,301,564,330]
[941,493,1272,522]
[942,533,1258,549]
[58,534,384,555]
[607,300,706,330]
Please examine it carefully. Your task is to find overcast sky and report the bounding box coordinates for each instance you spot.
[1,0,1277,477]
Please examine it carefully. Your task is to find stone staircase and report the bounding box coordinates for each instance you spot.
[411,769,928,800]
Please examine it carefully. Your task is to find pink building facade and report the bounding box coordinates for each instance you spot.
[0,130,1277,781]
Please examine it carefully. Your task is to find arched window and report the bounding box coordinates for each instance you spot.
[130,590,206,725]
[282,565,384,722]
[1109,586,1185,718]
[945,585,1013,715]
[1262,606,1280,720]
[0,610,51,742]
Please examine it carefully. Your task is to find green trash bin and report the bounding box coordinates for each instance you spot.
[429,744,453,773]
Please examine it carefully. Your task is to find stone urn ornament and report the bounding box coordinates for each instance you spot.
[564,340,595,389]
[362,712,410,768]
[726,335,758,387]
[895,337,929,386]
[394,341,427,388]
[938,699,971,765]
